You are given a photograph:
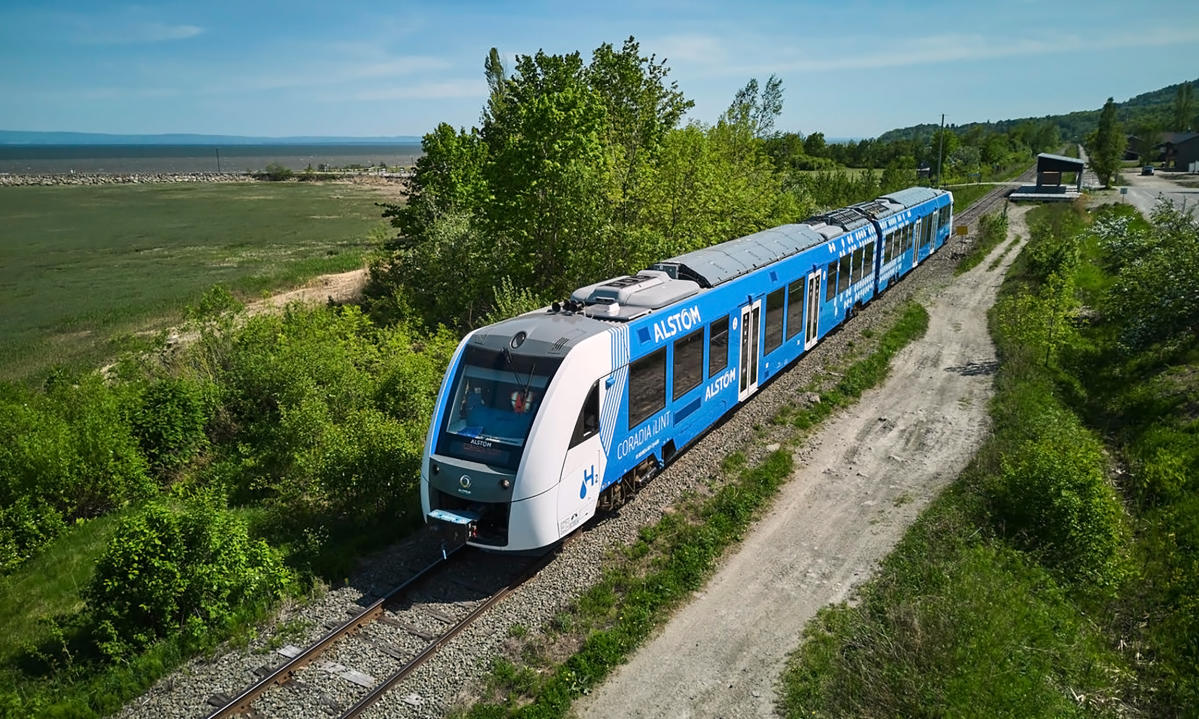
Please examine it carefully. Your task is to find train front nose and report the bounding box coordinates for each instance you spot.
[425,457,514,547]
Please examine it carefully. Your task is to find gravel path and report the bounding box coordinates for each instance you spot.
[117,199,1015,719]
[574,204,1032,719]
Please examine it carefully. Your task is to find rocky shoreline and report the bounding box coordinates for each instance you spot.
[0,171,258,186]
[0,170,414,187]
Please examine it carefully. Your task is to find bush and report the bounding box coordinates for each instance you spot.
[86,498,289,660]
[131,377,212,475]
[0,376,151,570]
[260,163,294,181]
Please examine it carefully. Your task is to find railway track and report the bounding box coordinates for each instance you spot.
[204,541,556,718]
[952,164,1036,227]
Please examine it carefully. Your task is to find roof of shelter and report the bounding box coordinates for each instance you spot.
[1037,153,1085,173]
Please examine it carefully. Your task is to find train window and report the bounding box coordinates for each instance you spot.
[838,254,851,294]
[435,346,563,470]
[786,279,804,340]
[852,248,864,284]
[825,261,837,301]
[570,381,600,448]
[708,316,729,376]
[672,329,704,401]
[864,244,874,276]
[629,346,666,429]
[764,288,785,353]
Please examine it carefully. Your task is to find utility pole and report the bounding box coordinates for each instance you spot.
[215,148,221,173]
[935,113,945,188]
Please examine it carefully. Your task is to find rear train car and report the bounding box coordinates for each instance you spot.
[420,186,952,552]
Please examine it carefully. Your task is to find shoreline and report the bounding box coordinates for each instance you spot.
[0,170,412,187]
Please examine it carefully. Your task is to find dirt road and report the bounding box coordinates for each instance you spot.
[575,206,1031,719]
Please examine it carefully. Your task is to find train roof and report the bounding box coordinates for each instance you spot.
[881,186,945,208]
[648,224,826,289]
[469,307,612,358]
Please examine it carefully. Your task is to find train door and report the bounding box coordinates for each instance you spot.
[737,299,761,402]
[557,381,602,537]
[803,269,821,351]
[911,218,922,267]
[929,205,940,251]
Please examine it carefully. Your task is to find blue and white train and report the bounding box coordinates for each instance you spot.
[421,186,953,551]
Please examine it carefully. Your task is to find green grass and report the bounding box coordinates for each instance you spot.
[0,181,390,381]
[956,211,1010,274]
[462,301,931,719]
[0,511,126,669]
[944,182,992,212]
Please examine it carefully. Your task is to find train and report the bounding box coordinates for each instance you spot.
[420,186,953,552]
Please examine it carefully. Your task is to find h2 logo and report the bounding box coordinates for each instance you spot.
[578,465,597,499]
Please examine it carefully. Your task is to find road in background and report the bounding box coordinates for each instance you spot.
[1079,143,1198,214]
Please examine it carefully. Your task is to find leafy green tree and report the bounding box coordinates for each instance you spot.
[1086,97,1125,187]
[1133,121,1163,164]
[728,75,784,138]
[370,38,796,329]
[803,131,827,157]
[1101,200,1199,349]
[1173,82,1194,131]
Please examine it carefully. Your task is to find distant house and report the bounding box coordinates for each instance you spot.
[1161,132,1199,169]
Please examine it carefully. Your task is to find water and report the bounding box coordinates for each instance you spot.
[0,143,423,175]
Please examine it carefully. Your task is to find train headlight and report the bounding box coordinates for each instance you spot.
[432,463,440,475]
[500,478,512,489]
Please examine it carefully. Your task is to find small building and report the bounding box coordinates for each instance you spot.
[1161,132,1199,170]
[1011,153,1084,202]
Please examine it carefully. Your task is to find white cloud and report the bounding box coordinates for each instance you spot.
[653,34,728,65]
[77,21,204,44]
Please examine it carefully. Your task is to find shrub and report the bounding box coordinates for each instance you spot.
[131,377,212,475]
[260,163,294,181]
[86,498,289,660]
[988,410,1127,591]
[0,376,151,569]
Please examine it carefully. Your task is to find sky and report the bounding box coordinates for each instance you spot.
[2,0,1198,140]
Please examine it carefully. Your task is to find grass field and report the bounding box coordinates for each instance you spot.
[0,181,391,380]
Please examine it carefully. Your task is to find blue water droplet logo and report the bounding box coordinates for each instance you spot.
[579,479,588,499]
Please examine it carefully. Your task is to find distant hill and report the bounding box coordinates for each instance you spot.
[0,130,422,146]
[878,77,1199,143]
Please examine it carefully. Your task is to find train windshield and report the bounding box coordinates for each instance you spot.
[435,345,561,471]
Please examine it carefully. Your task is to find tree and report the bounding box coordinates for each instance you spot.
[1101,200,1199,349]
[1133,121,1163,164]
[482,47,508,126]
[1086,98,1125,188]
[371,38,709,329]
[727,74,784,138]
[803,131,827,157]
[1172,82,1194,131]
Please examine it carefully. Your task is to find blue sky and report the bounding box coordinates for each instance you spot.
[2,1,1197,139]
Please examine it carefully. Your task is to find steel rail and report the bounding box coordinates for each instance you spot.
[205,543,466,719]
[338,547,558,718]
